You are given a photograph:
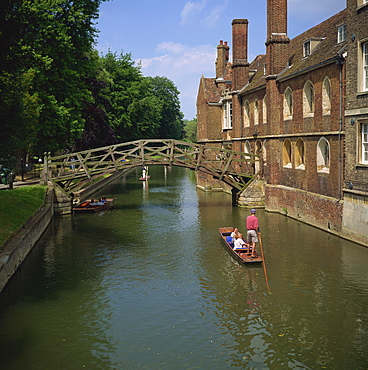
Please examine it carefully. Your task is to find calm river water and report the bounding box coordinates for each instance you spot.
[0,166,368,369]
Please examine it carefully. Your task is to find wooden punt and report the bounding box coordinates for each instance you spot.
[139,175,150,181]
[219,227,262,264]
[72,199,113,212]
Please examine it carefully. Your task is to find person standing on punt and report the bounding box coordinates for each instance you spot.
[142,166,147,179]
[246,209,259,258]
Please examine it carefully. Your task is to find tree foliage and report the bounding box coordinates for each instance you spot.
[0,0,185,165]
[183,118,197,143]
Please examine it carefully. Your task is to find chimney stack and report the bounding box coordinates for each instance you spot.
[265,0,290,76]
[232,19,250,90]
[216,40,230,79]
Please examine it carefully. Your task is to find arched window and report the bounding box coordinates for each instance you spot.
[262,139,267,165]
[282,139,292,168]
[317,137,330,173]
[243,100,250,127]
[254,140,262,173]
[254,99,259,126]
[223,100,232,129]
[303,81,314,117]
[322,77,331,115]
[295,138,305,169]
[244,140,251,154]
[263,95,267,123]
[283,87,293,120]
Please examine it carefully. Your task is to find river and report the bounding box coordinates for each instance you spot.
[0,165,367,369]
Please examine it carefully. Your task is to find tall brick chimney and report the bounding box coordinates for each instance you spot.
[232,19,249,90]
[215,40,230,80]
[265,0,290,76]
[265,0,290,134]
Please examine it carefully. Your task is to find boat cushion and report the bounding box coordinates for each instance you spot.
[226,236,233,243]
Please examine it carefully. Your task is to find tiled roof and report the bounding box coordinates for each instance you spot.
[200,77,223,103]
[240,9,346,94]
[279,9,346,80]
[240,54,267,94]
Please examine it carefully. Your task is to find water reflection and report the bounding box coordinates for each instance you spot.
[0,166,367,369]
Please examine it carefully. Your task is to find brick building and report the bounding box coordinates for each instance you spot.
[196,0,368,244]
[342,0,368,245]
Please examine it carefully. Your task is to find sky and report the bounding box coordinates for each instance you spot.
[95,0,346,120]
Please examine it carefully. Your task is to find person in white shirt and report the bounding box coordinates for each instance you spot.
[230,227,238,244]
[233,233,247,250]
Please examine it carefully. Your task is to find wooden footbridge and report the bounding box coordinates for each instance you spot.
[43,139,259,199]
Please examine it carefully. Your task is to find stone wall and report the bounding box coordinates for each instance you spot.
[0,188,54,293]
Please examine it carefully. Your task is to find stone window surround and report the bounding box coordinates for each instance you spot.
[303,80,315,117]
[357,119,368,165]
[359,39,368,93]
[317,137,330,173]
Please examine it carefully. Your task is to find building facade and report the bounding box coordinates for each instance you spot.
[197,0,368,246]
[342,0,368,245]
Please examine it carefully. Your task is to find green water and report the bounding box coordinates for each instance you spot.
[0,166,367,369]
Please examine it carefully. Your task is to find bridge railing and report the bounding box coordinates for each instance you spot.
[43,139,259,195]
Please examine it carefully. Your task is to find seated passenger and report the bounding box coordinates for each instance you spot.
[90,198,104,206]
[230,228,238,244]
[233,233,247,250]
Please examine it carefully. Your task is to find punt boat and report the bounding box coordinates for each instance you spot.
[219,227,263,264]
[72,198,113,212]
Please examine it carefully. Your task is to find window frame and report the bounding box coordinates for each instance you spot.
[317,137,330,173]
[303,41,311,57]
[254,99,259,126]
[295,138,305,170]
[282,139,292,168]
[303,81,315,117]
[262,95,267,124]
[361,122,368,164]
[243,100,250,127]
[322,77,331,115]
[283,87,293,120]
[223,100,232,130]
[363,41,368,92]
[337,24,347,44]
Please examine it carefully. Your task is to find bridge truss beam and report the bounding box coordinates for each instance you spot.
[43,139,260,196]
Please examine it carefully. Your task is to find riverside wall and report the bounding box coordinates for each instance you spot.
[0,168,134,293]
[0,188,54,293]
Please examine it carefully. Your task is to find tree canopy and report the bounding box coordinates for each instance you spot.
[0,0,184,166]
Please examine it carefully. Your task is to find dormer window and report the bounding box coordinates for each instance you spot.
[303,41,311,57]
[337,24,347,43]
[303,38,323,57]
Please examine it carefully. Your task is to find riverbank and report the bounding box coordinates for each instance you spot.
[0,168,133,293]
[0,187,54,292]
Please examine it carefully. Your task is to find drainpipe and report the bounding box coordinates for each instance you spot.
[336,55,345,200]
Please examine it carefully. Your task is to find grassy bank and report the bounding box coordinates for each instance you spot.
[0,186,47,247]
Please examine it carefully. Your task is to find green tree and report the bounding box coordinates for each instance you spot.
[183,118,197,143]
[146,76,184,140]
[0,0,106,159]
[99,51,163,141]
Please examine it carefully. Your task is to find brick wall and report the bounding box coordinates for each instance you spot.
[265,184,343,233]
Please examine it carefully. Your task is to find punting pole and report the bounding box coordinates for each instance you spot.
[259,232,271,294]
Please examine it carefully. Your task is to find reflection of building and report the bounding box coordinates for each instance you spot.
[197,0,368,246]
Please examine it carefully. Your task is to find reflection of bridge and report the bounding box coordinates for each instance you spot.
[44,139,259,198]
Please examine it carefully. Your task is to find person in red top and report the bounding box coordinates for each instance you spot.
[246,209,259,257]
